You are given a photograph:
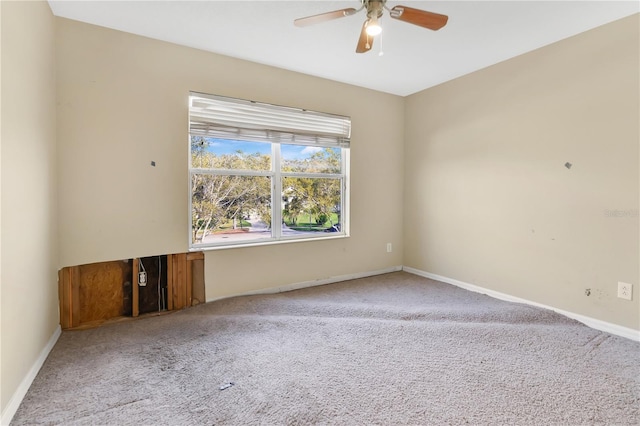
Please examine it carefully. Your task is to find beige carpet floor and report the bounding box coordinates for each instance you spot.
[12,272,640,425]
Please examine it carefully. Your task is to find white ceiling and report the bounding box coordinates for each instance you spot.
[48,0,639,96]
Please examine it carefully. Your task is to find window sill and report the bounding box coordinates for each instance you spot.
[190,233,349,252]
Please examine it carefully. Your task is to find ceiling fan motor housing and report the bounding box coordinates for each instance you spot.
[365,0,385,18]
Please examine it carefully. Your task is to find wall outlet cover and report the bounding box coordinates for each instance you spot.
[617,282,632,300]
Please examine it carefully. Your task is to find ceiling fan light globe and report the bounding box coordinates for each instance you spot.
[366,23,382,36]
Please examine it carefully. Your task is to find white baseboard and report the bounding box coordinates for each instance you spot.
[1,325,61,426]
[403,266,640,342]
[207,265,403,303]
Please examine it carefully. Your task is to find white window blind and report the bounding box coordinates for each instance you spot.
[189,93,351,148]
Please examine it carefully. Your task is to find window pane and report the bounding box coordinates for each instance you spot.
[282,177,342,235]
[191,136,271,171]
[192,174,272,245]
[281,145,341,174]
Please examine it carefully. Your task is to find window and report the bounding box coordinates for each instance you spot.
[189,93,350,249]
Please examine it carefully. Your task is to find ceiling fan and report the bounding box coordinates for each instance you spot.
[294,0,448,53]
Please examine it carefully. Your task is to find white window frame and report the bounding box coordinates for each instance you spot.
[188,93,350,250]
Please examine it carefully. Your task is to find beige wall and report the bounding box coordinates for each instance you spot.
[404,15,639,330]
[1,0,59,415]
[55,18,405,300]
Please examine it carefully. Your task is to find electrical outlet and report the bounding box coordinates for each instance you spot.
[386,243,392,253]
[617,282,632,300]
[139,271,147,287]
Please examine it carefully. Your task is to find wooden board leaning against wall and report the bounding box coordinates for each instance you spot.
[58,252,205,330]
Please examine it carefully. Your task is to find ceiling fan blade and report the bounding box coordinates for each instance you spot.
[294,8,357,27]
[389,6,448,30]
[356,21,373,53]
